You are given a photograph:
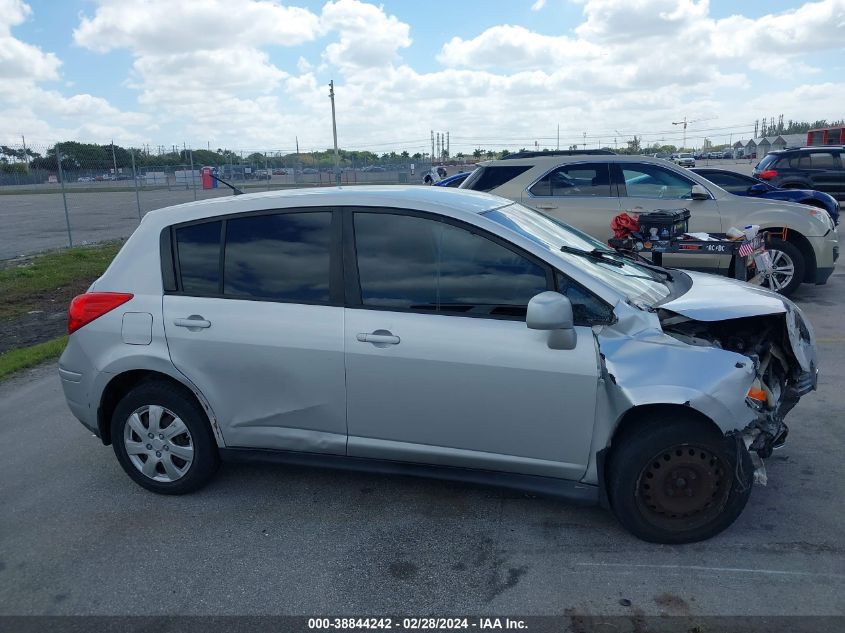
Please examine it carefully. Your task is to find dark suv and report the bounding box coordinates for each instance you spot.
[753,147,845,201]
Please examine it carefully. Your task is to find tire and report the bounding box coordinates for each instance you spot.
[111,381,220,494]
[760,239,805,297]
[607,413,753,543]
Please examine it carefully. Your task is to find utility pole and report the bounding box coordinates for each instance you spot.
[431,130,435,164]
[446,131,450,160]
[672,117,689,151]
[295,136,300,184]
[556,124,560,151]
[111,139,118,176]
[672,116,715,151]
[328,80,340,185]
[21,135,29,171]
[582,132,586,150]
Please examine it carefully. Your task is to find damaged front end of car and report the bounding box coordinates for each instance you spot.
[585,285,817,491]
[658,302,817,475]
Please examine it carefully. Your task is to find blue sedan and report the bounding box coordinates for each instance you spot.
[691,167,839,225]
[435,171,471,188]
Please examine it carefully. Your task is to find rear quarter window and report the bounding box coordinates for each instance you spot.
[755,154,780,171]
[465,165,532,192]
[175,221,222,294]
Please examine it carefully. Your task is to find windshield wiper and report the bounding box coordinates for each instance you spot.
[611,251,674,281]
[210,174,245,195]
[559,244,624,267]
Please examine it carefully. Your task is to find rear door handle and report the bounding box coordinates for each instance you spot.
[174,316,211,329]
[356,331,400,345]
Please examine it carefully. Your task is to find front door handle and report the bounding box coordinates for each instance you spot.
[174,316,211,329]
[356,330,400,345]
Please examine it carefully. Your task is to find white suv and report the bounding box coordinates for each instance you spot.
[460,151,839,296]
[674,153,695,167]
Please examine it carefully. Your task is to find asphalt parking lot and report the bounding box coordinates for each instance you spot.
[0,265,843,618]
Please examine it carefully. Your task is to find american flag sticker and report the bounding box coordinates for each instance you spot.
[738,241,755,258]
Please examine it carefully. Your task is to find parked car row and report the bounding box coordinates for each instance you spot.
[695,151,735,160]
[458,150,839,296]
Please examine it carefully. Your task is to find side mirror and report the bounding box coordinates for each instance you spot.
[748,183,768,195]
[690,184,710,200]
[527,291,576,350]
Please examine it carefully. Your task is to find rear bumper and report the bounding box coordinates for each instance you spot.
[58,338,99,436]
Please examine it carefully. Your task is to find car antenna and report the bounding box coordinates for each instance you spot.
[209,173,245,196]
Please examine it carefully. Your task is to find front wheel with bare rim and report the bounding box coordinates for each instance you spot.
[607,413,754,543]
[111,381,219,494]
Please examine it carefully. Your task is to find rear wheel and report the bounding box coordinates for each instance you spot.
[607,413,753,543]
[111,381,219,494]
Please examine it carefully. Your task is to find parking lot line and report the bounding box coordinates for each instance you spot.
[576,562,845,580]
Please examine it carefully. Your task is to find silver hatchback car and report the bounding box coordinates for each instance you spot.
[60,186,818,543]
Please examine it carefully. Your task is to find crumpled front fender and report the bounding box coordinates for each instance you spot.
[597,329,757,434]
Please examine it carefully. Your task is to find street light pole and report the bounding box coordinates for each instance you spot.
[329,80,340,185]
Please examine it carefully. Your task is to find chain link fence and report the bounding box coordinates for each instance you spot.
[0,142,470,259]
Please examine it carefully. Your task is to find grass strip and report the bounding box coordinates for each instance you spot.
[0,242,121,320]
[0,335,67,381]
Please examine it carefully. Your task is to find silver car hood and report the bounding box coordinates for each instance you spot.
[659,271,787,321]
[658,270,815,374]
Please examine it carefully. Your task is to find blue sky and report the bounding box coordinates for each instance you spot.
[2,0,844,153]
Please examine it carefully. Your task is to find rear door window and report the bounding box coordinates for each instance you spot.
[697,171,755,194]
[618,163,694,199]
[223,211,332,303]
[529,163,612,197]
[809,152,837,169]
[464,165,532,192]
[790,152,837,169]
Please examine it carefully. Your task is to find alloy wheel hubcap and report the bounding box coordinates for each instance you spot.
[760,249,795,292]
[123,405,193,482]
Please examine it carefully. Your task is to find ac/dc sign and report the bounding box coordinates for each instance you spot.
[701,244,729,252]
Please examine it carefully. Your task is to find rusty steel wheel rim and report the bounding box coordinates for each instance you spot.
[636,444,731,527]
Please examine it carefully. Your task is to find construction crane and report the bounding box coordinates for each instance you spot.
[672,116,716,151]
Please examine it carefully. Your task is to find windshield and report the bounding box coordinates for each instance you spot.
[482,203,672,306]
[679,153,693,158]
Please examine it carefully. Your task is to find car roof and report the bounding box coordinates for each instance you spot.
[142,185,512,227]
[769,146,845,154]
[479,153,686,167]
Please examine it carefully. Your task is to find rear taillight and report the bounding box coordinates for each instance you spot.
[68,292,133,334]
[758,169,778,180]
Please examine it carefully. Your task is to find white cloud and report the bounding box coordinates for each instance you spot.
[0,0,61,81]
[439,25,600,70]
[531,0,547,11]
[0,0,149,145]
[320,0,411,72]
[72,0,321,53]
